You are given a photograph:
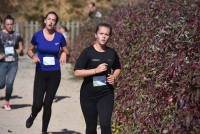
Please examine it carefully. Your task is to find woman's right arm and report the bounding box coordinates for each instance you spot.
[74,48,107,78]
[27,43,40,63]
[74,69,97,77]
[74,63,108,77]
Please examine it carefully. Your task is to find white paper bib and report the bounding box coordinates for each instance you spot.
[43,57,55,65]
[93,75,107,87]
[4,46,14,55]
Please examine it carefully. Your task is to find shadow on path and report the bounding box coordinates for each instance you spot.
[0,95,23,101]
[54,96,71,103]
[11,104,32,110]
[49,128,82,134]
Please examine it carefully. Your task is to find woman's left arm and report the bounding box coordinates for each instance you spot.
[107,50,121,85]
[60,46,69,64]
[107,69,121,85]
[16,41,23,55]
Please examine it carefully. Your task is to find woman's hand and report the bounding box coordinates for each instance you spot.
[107,74,116,85]
[32,55,40,63]
[59,52,66,65]
[95,63,108,74]
[0,54,5,60]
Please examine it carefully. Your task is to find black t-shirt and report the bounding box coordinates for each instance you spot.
[74,45,121,99]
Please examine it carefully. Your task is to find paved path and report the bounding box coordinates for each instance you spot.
[0,56,86,134]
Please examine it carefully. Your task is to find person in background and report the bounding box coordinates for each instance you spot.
[74,23,121,134]
[56,25,70,62]
[88,2,102,19]
[0,15,24,110]
[56,25,69,43]
[26,11,68,133]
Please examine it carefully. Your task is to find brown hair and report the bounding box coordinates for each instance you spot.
[95,23,112,35]
[42,11,59,28]
[3,15,15,24]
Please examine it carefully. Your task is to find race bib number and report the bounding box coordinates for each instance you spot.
[4,47,14,55]
[93,75,107,87]
[5,56,15,62]
[43,57,55,65]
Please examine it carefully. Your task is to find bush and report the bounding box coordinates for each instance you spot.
[72,0,200,133]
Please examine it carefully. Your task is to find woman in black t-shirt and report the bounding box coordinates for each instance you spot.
[74,23,121,134]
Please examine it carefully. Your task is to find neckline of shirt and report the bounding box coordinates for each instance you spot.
[42,30,56,42]
[92,45,109,53]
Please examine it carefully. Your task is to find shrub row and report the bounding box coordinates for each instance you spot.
[71,0,200,133]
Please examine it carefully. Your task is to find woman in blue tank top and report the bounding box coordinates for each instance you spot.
[26,11,68,133]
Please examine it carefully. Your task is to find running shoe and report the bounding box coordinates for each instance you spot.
[26,115,35,128]
[3,104,11,111]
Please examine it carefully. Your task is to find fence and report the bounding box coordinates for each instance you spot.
[13,21,80,49]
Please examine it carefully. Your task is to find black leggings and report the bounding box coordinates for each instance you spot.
[80,93,114,134]
[31,70,61,132]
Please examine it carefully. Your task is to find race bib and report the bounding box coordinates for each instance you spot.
[93,75,107,87]
[43,57,55,65]
[4,46,14,55]
[5,56,15,62]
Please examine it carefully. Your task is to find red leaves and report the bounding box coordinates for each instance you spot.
[72,0,200,133]
[109,0,200,133]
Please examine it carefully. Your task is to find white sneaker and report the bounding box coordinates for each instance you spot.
[3,104,11,111]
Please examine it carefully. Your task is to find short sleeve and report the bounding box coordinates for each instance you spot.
[16,33,23,42]
[74,48,89,70]
[112,51,121,70]
[60,35,67,47]
[31,33,37,46]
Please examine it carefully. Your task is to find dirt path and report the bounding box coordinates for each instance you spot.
[0,56,86,134]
